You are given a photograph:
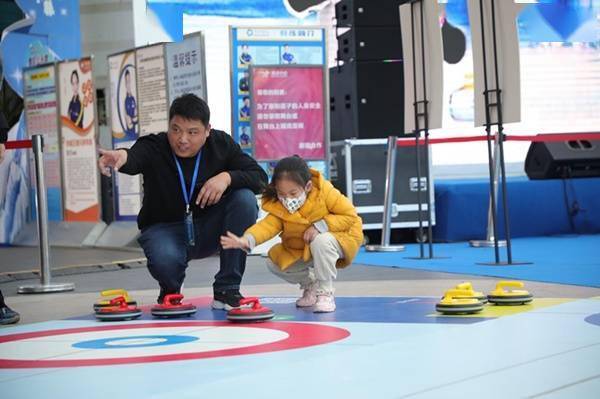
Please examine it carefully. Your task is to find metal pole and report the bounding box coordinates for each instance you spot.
[344,140,354,204]
[409,2,425,258]
[381,136,398,247]
[18,135,74,294]
[365,136,405,252]
[474,0,529,266]
[404,0,446,260]
[419,1,434,258]
[414,132,425,257]
[423,134,434,256]
[470,132,507,247]
[490,0,513,264]
[478,0,501,263]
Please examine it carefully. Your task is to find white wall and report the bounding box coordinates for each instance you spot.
[80,0,135,90]
[132,0,174,47]
[80,0,173,149]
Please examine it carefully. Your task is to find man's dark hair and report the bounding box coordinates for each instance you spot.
[70,70,79,82]
[169,94,210,126]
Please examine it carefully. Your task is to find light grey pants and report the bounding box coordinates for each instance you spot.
[266,232,344,293]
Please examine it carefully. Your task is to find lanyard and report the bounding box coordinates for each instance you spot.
[173,151,201,213]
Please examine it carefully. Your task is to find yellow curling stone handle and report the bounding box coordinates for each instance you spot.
[491,281,526,296]
[455,282,474,291]
[440,289,479,305]
[101,289,131,302]
[441,289,476,303]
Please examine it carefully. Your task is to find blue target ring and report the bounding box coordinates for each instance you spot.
[584,313,600,327]
[72,335,198,350]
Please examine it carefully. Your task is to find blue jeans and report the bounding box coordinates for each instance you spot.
[138,189,258,295]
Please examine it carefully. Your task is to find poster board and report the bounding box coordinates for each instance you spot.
[57,57,100,221]
[23,63,63,221]
[109,50,139,141]
[250,65,326,162]
[468,0,524,127]
[136,43,169,136]
[108,50,142,221]
[166,32,208,104]
[400,0,444,133]
[229,26,328,177]
[107,36,207,221]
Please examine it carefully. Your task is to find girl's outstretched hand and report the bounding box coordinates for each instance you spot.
[220,231,250,250]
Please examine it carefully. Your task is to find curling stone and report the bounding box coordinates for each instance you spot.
[436,289,484,315]
[453,282,488,304]
[487,281,533,305]
[151,294,197,318]
[227,297,275,323]
[95,296,142,321]
[93,289,137,311]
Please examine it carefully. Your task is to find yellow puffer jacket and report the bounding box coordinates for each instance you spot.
[245,169,363,270]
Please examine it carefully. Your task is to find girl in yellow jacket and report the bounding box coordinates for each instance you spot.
[221,156,363,312]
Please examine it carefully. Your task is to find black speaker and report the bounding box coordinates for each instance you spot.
[335,0,407,27]
[337,27,403,62]
[525,139,600,179]
[330,61,407,141]
[329,67,342,140]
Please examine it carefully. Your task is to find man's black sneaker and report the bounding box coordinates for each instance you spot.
[0,306,20,325]
[157,289,168,304]
[212,290,244,311]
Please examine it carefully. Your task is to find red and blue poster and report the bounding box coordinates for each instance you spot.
[251,65,325,161]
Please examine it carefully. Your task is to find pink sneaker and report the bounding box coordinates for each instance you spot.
[296,286,317,307]
[313,293,336,313]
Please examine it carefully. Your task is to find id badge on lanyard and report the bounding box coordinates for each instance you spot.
[174,151,201,247]
[185,205,195,246]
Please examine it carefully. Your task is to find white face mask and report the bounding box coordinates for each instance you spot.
[278,191,307,214]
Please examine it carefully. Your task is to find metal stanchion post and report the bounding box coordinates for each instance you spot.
[18,135,75,294]
[365,136,405,252]
[474,0,530,266]
[470,132,506,248]
[413,131,425,258]
[403,0,448,260]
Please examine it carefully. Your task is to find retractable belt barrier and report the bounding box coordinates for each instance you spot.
[395,132,600,147]
[367,132,600,254]
[5,140,33,149]
[4,135,75,294]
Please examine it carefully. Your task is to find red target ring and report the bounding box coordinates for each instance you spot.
[0,321,350,368]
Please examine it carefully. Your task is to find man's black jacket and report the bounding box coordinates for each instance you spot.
[118,130,267,230]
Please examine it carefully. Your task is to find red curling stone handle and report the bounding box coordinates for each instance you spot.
[109,296,128,308]
[163,294,183,305]
[239,297,262,309]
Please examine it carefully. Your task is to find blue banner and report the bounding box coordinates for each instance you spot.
[0,0,81,244]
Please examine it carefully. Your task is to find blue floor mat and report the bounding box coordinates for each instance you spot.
[355,234,600,287]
